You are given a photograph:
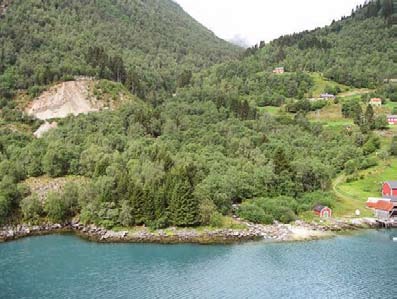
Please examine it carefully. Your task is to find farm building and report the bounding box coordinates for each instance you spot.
[369,98,382,107]
[382,181,397,200]
[273,67,284,74]
[366,181,397,226]
[313,205,332,218]
[370,200,396,221]
[320,93,336,100]
[387,115,397,125]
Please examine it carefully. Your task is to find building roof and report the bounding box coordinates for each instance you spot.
[387,115,397,118]
[385,181,397,189]
[373,200,394,211]
[370,98,382,102]
[320,93,335,98]
[382,195,397,202]
[313,205,329,212]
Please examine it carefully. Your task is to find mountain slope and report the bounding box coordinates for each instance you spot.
[0,0,240,100]
[242,0,396,88]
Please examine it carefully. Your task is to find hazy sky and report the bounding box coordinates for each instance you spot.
[174,0,364,46]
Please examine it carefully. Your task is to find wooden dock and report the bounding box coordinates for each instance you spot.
[377,219,397,228]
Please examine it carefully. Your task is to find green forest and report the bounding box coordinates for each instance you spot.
[0,0,396,229]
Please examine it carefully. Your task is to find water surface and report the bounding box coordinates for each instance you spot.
[0,230,396,299]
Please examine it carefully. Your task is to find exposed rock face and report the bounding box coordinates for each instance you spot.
[26,79,101,120]
[33,121,58,138]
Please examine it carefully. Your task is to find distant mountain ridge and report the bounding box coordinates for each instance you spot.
[0,0,240,101]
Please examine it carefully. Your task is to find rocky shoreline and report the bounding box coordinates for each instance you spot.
[0,218,380,245]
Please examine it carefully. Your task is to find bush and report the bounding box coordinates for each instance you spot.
[362,136,381,155]
[360,157,378,170]
[148,215,170,230]
[255,198,297,224]
[391,137,397,156]
[62,182,80,216]
[0,195,12,223]
[237,203,274,224]
[344,159,359,175]
[373,115,389,130]
[209,211,224,227]
[199,199,217,225]
[44,192,68,223]
[20,194,43,222]
[296,191,334,213]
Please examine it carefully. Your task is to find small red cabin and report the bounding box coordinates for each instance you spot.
[382,181,397,199]
[387,115,397,125]
[313,205,332,218]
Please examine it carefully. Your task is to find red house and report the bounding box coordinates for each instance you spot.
[369,98,382,107]
[387,115,397,125]
[273,67,285,74]
[367,182,397,224]
[313,205,332,218]
[382,181,397,200]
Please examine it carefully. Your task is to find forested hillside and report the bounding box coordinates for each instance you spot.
[0,1,396,229]
[0,0,240,102]
[244,0,396,88]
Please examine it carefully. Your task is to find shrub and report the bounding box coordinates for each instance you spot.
[209,211,224,227]
[61,182,79,216]
[0,195,12,223]
[44,192,68,223]
[344,159,359,175]
[359,157,378,170]
[148,215,170,230]
[255,197,298,223]
[362,136,381,155]
[237,203,274,224]
[20,194,43,222]
[199,199,217,225]
[296,191,335,213]
[373,115,389,130]
[391,137,397,156]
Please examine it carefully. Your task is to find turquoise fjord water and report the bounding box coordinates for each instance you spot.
[0,230,396,299]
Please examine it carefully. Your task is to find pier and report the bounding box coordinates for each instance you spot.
[376,219,397,229]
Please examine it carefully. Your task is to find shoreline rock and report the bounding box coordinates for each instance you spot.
[0,218,380,245]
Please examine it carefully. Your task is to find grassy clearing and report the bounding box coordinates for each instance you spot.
[384,100,397,112]
[333,158,397,217]
[308,103,354,132]
[258,106,282,115]
[338,88,372,98]
[308,73,350,97]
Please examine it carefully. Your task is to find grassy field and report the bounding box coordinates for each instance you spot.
[384,100,397,112]
[333,158,397,217]
[308,73,350,97]
[258,106,282,115]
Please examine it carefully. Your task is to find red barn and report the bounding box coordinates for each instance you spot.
[382,181,397,200]
[313,205,332,218]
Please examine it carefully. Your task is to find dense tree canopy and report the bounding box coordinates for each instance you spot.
[0,0,240,102]
[0,0,395,228]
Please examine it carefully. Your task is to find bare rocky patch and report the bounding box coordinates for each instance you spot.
[26,78,102,120]
[24,176,88,203]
